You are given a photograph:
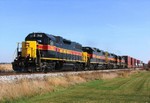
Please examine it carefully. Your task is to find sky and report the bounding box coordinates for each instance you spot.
[0,0,150,63]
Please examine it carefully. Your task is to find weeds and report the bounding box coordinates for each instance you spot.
[0,64,13,72]
[0,70,136,102]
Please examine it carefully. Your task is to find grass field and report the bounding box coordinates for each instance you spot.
[8,71,150,103]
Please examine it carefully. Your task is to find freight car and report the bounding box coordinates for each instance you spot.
[12,32,139,72]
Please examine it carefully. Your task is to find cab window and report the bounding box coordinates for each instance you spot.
[49,40,54,46]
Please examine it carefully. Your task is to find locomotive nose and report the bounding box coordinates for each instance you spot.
[22,41,37,58]
[25,42,29,48]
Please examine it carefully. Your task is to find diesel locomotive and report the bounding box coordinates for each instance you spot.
[12,32,127,72]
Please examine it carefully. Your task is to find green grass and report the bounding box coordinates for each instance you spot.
[6,72,150,103]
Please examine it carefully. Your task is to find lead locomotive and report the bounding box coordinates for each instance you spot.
[12,32,126,72]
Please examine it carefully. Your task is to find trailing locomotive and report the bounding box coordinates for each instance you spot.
[12,32,139,72]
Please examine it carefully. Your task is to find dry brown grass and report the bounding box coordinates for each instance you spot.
[0,64,13,72]
[0,79,54,101]
[101,72,118,79]
[0,70,138,102]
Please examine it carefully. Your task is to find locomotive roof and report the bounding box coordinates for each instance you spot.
[28,32,82,46]
[83,47,105,52]
[54,35,82,46]
[45,33,56,41]
[27,32,56,41]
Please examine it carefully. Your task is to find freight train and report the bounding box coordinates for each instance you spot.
[12,32,143,72]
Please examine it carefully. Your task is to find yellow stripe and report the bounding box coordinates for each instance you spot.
[41,57,84,63]
[41,58,61,61]
[108,58,116,61]
[91,62,100,64]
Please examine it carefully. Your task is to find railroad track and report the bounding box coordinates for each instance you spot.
[0,69,132,83]
[0,69,130,76]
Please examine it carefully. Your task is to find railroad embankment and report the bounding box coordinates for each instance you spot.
[0,69,140,102]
